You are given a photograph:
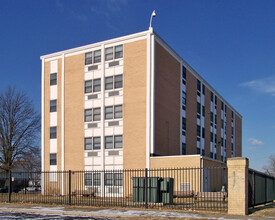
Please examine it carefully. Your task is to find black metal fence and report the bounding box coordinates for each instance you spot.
[248,168,275,207]
[0,167,227,211]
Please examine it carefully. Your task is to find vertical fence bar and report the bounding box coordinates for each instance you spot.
[145,168,148,209]
[68,170,71,205]
[8,171,11,203]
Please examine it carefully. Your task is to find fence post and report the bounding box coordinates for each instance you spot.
[227,157,249,216]
[253,171,255,207]
[8,170,11,203]
[68,170,71,205]
[145,168,148,208]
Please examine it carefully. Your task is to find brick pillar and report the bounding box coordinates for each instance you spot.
[227,157,249,216]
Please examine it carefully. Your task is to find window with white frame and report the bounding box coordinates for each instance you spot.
[50,100,57,112]
[85,49,101,65]
[84,108,101,122]
[105,74,123,90]
[84,137,101,150]
[85,79,101,93]
[105,135,123,149]
[84,173,101,186]
[50,73,57,86]
[105,105,122,120]
[105,45,123,61]
[50,127,57,139]
[104,173,123,186]
[50,153,57,165]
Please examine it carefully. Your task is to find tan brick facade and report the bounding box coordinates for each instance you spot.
[123,39,147,170]
[64,54,85,171]
[154,42,181,156]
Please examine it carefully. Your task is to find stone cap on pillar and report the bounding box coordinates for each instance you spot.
[227,157,249,167]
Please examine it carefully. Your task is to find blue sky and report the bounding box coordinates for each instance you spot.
[0,0,274,171]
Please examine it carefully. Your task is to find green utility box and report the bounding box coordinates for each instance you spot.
[132,177,174,204]
[160,178,174,204]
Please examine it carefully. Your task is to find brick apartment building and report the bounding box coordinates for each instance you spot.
[41,29,242,191]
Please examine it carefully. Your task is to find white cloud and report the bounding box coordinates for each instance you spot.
[248,138,264,146]
[240,76,275,96]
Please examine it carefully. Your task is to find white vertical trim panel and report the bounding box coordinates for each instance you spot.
[61,54,65,195]
[41,58,45,195]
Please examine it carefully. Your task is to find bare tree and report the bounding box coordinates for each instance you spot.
[0,87,40,177]
[262,154,275,177]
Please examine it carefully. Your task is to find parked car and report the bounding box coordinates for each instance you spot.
[25,185,41,192]
[0,186,20,193]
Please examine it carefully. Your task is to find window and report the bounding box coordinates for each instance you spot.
[221,102,224,110]
[84,138,92,150]
[105,106,113,120]
[50,100,57,112]
[93,50,101,63]
[215,96,217,105]
[182,143,186,155]
[215,134,217,143]
[197,148,200,154]
[85,79,101,93]
[105,47,113,61]
[221,119,224,129]
[104,173,123,186]
[232,111,234,119]
[84,108,101,122]
[84,173,92,186]
[85,52,93,65]
[202,128,205,138]
[182,117,186,131]
[182,91,186,105]
[105,45,123,61]
[93,79,101,92]
[115,45,123,59]
[202,84,205,95]
[50,73,57,86]
[197,125,201,137]
[93,137,101,150]
[105,105,123,120]
[105,75,123,90]
[232,127,234,135]
[197,80,201,92]
[211,92,213,102]
[50,127,57,139]
[231,143,234,151]
[182,66,186,79]
[115,75,123,88]
[210,132,213,142]
[215,115,217,124]
[84,109,93,122]
[221,138,224,147]
[202,149,205,156]
[93,108,101,121]
[114,105,123,119]
[84,137,101,150]
[50,153,57,165]
[85,80,92,93]
[105,76,113,90]
[105,135,123,149]
[84,173,100,186]
[105,136,113,149]
[93,173,101,186]
[114,135,123,148]
[210,112,214,122]
[85,50,102,65]
[202,106,205,117]
[197,102,201,114]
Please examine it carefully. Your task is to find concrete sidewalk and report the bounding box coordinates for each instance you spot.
[0,203,274,219]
